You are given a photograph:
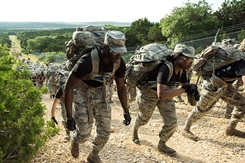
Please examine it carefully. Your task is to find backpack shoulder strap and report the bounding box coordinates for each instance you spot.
[165,61,173,82]
[90,47,121,76]
[90,48,100,74]
[165,61,183,82]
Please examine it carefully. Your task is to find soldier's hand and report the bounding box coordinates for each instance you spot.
[123,112,131,126]
[66,117,76,131]
[51,117,58,125]
[182,84,198,93]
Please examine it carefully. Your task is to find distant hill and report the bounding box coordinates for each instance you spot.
[0,22,131,32]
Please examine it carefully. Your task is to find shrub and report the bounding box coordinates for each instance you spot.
[0,45,58,162]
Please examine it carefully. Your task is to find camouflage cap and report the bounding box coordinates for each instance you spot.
[174,44,196,58]
[104,31,127,53]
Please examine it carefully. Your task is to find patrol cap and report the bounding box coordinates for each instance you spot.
[104,31,127,53]
[174,44,196,58]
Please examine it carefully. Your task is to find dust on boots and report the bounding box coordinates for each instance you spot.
[226,126,245,138]
[158,140,177,157]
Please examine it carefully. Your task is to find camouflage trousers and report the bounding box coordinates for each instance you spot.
[72,81,112,152]
[126,84,137,103]
[186,79,245,129]
[133,86,177,143]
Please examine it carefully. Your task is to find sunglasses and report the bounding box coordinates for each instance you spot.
[181,55,194,61]
[110,50,124,56]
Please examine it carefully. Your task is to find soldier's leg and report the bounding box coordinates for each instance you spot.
[224,103,234,119]
[87,87,111,163]
[71,88,93,158]
[133,87,158,144]
[157,98,177,156]
[129,85,137,102]
[182,80,220,141]
[221,85,245,138]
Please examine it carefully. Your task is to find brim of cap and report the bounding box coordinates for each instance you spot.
[182,52,196,58]
[109,46,127,53]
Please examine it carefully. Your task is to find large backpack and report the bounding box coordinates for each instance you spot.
[192,42,245,76]
[65,26,108,70]
[125,43,174,87]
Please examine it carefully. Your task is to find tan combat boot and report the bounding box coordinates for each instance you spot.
[181,129,199,141]
[87,150,103,163]
[158,140,177,156]
[226,126,245,138]
[70,140,79,158]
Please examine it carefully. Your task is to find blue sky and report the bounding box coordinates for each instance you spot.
[1,0,225,22]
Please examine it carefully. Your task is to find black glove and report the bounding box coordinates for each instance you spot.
[51,117,58,125]
[66,117,76,131]
[123,112,131,126]
[194,90,200,101]
[187,89,200,106]
[182,84,198,93]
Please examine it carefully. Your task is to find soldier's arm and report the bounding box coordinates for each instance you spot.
[64,73,79,119]
[157,83,185,100]
[51,98,60,118]
[115,77,129,113]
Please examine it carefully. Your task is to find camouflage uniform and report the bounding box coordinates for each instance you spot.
[72,80,112,150]
[132,43,196,156]
[224,79,244,118]
[48,73,58,98]
[183,75,245,141]
[134,85,177,143]
[126,84,137,103]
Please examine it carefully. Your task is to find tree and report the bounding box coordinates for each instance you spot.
[148,23,167,43]
[214,0,245,27]
[125,18,154,46]
[160,0,219,45]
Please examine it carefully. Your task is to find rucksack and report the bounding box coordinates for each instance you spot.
[192,42,245,76]
[65,26,108,70]
[125,43,174,88]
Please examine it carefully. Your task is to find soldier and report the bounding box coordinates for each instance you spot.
[35,68,45,88]
[47,65,59,98]
[51,70,70,140]
[182,39,245,141]
[64,31,131,162]
[132,44,198,156]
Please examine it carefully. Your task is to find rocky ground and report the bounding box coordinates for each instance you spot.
[30,91,245,163]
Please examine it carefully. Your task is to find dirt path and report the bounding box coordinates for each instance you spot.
[30,92,245,163]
